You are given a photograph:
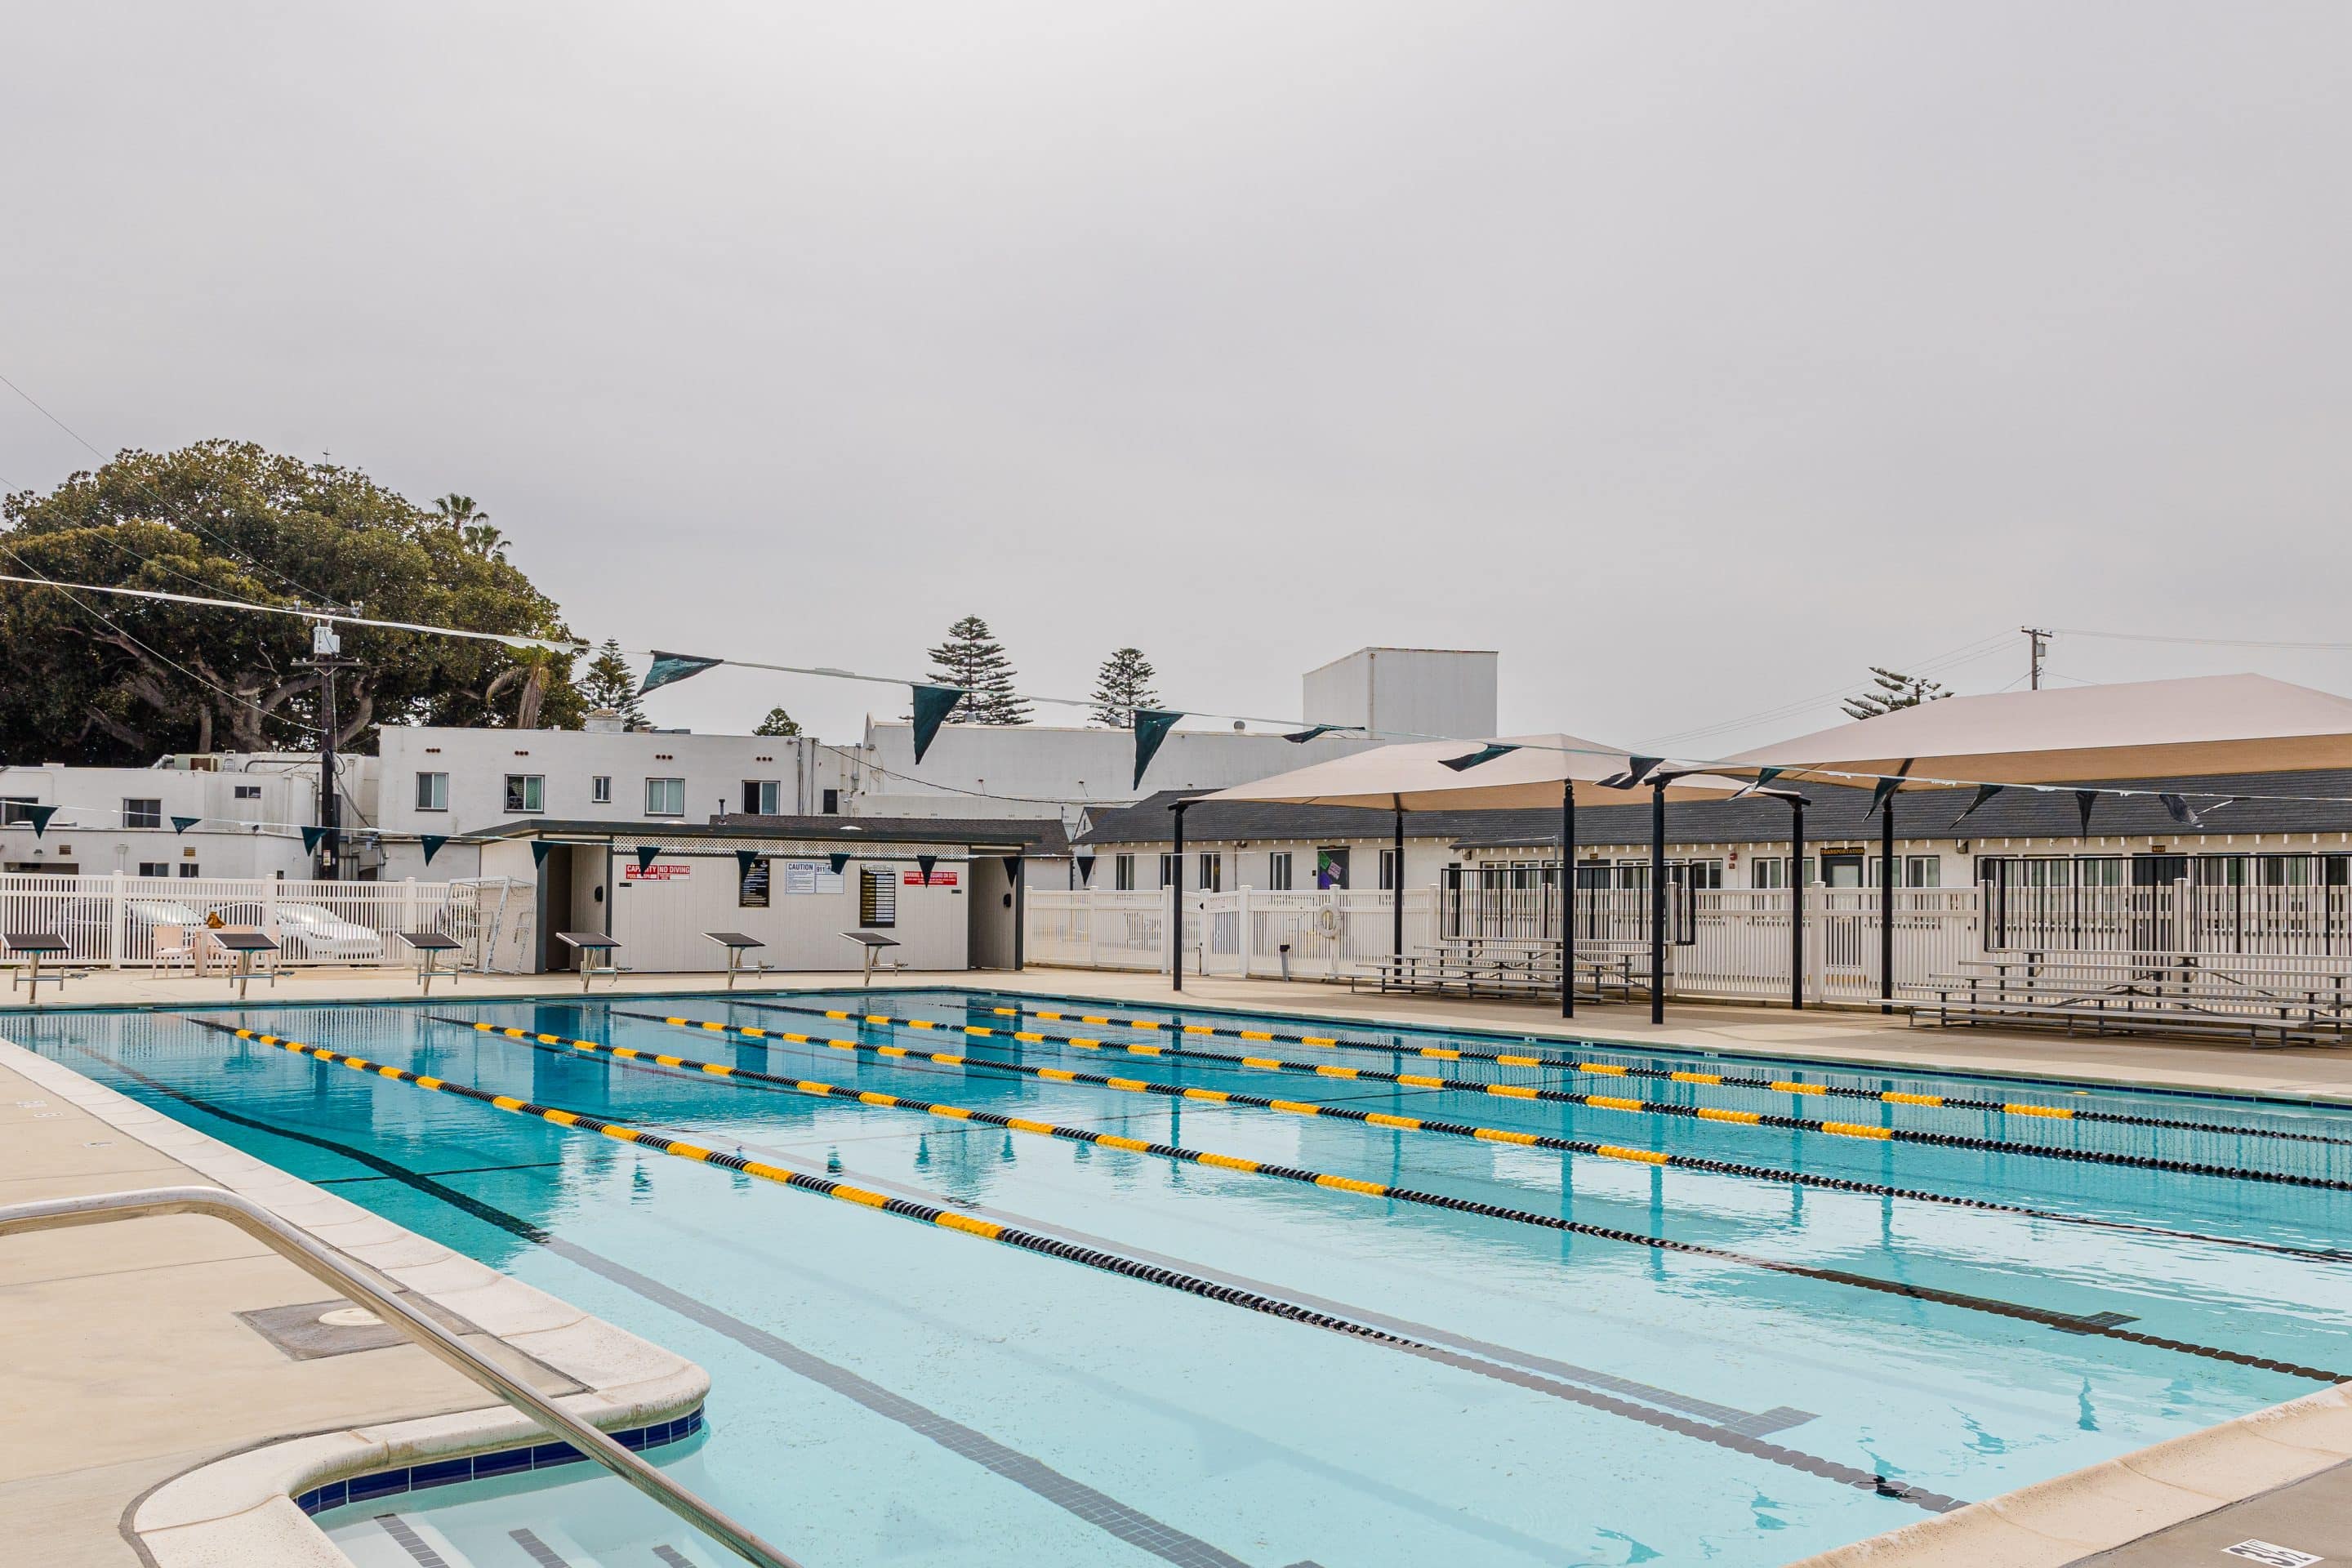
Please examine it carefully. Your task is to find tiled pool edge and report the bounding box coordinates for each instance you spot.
[296,1405,706,1517]
[0,1038,713,1568]
[1781,1379,2352,1566]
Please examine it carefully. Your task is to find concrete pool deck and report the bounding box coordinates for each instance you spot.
[3,961,2347,1566]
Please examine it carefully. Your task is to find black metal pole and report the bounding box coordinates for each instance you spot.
[1787,795,1806,1011]
[1649,780,1667,1026]
[1880,791,1896,1013]
[318,662,340,880]
[1392,802,1405,964]
[1170,802,1187,992]
[1560,781,1575,1019]
[1010,856,1025,971]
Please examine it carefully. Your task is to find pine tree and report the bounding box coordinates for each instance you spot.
[1842,666,1950,721]
[579,639,648,728]
[753,706,802,737]
[925,616,1031,725]
[1089,647,1159,728]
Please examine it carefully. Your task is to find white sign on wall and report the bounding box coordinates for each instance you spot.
[622,862,692,882]
[782,860,846,896]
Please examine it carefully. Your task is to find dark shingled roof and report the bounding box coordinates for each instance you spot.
[1077,773,2352,850]
[491,815,1071,853]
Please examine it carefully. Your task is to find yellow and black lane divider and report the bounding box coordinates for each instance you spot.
[560,1014,2347,1265]
[760,996,2352,1148]
[188,1018,1980,1512]
[714,1002,2352,1193]
[446,1015,2343,1385]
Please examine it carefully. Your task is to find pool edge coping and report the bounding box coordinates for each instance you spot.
[0,1037,714,1568]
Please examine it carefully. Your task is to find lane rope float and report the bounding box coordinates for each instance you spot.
[590,1013,2345,1263]
[186,1019,1967,1512]
[719,1002,2352,1193]
[942,1001,2352,1147]
[571,1013,2345,1382]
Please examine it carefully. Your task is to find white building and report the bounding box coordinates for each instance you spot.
[0,755,328,880]
[1301,647,1498,742]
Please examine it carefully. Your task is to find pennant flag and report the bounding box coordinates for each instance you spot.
[2075,790,2100,835]
[1002,855,1022,882]
[1868,775,1902,817]
[635,844,663,873]
[172,814,201,835]
[301,826,329,854]
[639,651,724,695]
[1132,709,1183,788]
[916,853,939,883]
[1625,756,1664,786]
[421,835,448,865]
[911,684,965,764]
[1731,767,1788,801]
[20,804,57,837]
[2158,793,2225,828]
[828,852,852,875]
[1439,744,1519,772]
[1952,784,2002,826]
[531,840,553,868]
[736,850,762,878]
[1281,724,1347,743]
[1075,853,1096,885]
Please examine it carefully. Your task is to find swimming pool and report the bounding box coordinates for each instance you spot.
[16,987,2352,1567]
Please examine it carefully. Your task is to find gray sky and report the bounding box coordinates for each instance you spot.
[5,2,2350,757]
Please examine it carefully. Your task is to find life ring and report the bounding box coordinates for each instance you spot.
[1312,905,1343,938]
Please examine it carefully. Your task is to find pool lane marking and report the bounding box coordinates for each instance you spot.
[718,1003,2352,1193]
[185,1023,1966,1512]
[88,1045,1265,1568]
[942,1001,2352,1147]
[562,1014,2346,1383]
[599,1013,2352,1263]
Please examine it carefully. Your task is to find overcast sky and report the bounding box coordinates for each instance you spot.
[4,3,2349,755]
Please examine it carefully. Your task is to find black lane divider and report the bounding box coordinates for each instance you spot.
[618,1010,2352,1263]
[185,1021,1965,1511]
[961,998,2352,1148]
[67,1045,1263,1568]
[722,1000,2352,1193]
[578,1013,2345,1384]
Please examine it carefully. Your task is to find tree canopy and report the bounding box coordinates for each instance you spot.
[1089,647,1158,727]
[925,615,1031,725]
[1842,666,1952,721]
[578,639,648,728]
[753,706,802,737]
[0,440,583,763]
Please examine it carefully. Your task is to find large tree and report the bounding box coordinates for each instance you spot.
[753,706,802,737]
[0,440,583,763]
[1089,647,1158,728]
[1842,666,1951,721]
[578,639,648,728]
[924,615,1031,725]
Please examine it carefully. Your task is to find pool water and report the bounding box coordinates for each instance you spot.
[15,988,2352,1568]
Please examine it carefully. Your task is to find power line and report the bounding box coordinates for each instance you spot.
[2053,626,2352,653]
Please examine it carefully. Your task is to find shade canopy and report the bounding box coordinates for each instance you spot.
[1202,733,1749,811]
[1728,674,2352,786]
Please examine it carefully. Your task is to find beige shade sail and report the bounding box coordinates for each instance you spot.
[1201,733,1750,811]
[1727,674,2352,786]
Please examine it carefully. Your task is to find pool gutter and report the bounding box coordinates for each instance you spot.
[0,1039,713,1568]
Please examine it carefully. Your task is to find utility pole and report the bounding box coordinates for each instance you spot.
[2021,627,2050,691]
[299,621,358,880]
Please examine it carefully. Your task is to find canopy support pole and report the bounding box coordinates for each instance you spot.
[1784,794,1806,1011]
[1560,781,1575,1020]
[1649,779,1667,1027]
[1392,802,1405,964]
[1879,795,1896,1013]
[1170,801,1187,993]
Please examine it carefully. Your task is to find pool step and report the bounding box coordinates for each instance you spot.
[341,1512,728,1568]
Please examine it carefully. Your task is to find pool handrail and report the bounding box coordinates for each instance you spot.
[0,1184,804,1568]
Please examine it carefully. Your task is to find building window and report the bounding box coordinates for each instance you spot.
[416,773,450,812]
[821,787,840,814]
[1267,851,1293,890]
[1379,848,1401,891]
[859,865,898,928]
[1158,852,1178,888]
[178,862,200,878]
[123,798,163,829]
[1905,855,1942,889]
[591,775,612,804]
[502,774,542,813]
[1751,856,1784,889]
[138,862,168,877]
[644,777,685,817]
[1,798,39,826]
[1198,853,1223,893]
[742,780,782,815]
[234,784,261,800]
[1114,853,1136,891]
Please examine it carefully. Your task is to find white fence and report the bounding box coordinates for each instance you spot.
[1024,888,1441,979]
[0,873,528,970]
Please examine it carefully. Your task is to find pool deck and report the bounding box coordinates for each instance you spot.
[4,960,2349,1566]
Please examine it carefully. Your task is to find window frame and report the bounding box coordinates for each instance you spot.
[137,861,169,878]
[591,775,612,805]
[122,797,163,830]
[415,772,450,812]
[1379,847,1402,891]
[502,773,544,814]
[644,777,686,817]
[1266,850,1293,891]
[1157,852,1178,889]
[1113,852,1136,892]
[742,779,782,815]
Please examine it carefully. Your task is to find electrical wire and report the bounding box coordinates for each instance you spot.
[2055,627,2352,654]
